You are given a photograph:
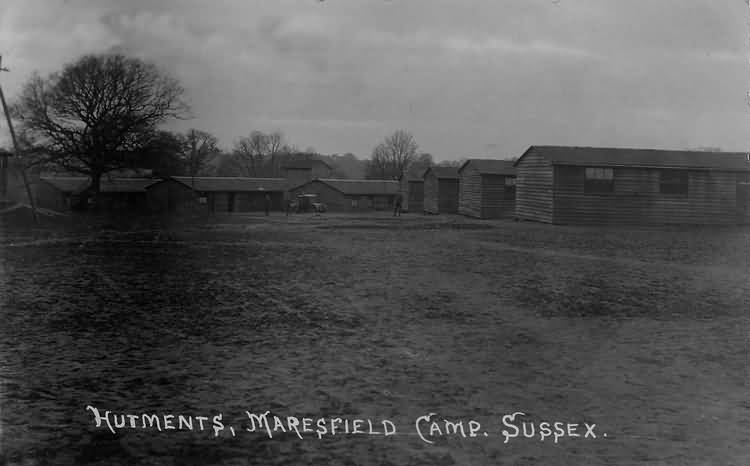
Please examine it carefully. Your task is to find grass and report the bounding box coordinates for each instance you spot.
[1,212,749,465]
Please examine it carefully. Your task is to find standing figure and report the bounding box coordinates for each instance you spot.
[393,193,403,217]
[264,193,271,216]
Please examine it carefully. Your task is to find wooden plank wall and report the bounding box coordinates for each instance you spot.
[458,166,481,218]
[438,179,459,214]
[481,174,515,219]
[553,166,748,225]
[515,148,554,223]
[423,172,439,213]
[407,181,424,213]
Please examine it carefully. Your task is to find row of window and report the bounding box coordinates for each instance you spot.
[583,167,689,194]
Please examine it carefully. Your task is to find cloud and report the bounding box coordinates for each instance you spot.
[0,0,747,159]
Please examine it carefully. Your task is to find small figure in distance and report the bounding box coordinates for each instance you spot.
[264,193,271,216]
[393,193,403,217]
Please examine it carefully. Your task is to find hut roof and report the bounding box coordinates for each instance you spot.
[516,145,750,171]
[40,176,160,193]
[424,166,459,179]
[299,178,400,195]
[458,159,516,175]
[171,176,287,192]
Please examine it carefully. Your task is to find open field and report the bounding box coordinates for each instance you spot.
[1,212,750,465]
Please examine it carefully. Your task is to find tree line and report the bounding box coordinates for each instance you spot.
[4,52,465,201]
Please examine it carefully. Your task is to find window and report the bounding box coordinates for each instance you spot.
[505,177,516,186]
[660,170,688,195]
[584,167,614,193]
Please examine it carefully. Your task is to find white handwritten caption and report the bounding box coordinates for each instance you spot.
[85,406,607,444]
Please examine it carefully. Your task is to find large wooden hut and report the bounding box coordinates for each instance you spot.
[37,176,159,211]
[423,166,459,214]
[290,179,399,212]
[166,177,287,213]
[514,145,750,225]
[458,159,516,219]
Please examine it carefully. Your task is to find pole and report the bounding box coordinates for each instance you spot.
[0,56,38,223]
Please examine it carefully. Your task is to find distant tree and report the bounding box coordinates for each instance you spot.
[182,129,220,177]
[325,152,365,179]
[233,130,288,177]
[138,130,186,177]
[405,152,433,176]
[12,53,189,205]
[365,143,390,179]
[214,152,245,176]
[366,130,419,180]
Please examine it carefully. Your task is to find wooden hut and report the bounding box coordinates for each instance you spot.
[423,166,459,214]
[290,179,399,212]
[167,176,287,213]
[458,159,516,219]
[37,176,159,211]
[145,178,200,214]
[514,145,750,225]
[406,177,424,213]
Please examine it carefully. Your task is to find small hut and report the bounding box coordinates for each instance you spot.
[458,159,516,219]
[167,176,287,213]
[423,166,459,214]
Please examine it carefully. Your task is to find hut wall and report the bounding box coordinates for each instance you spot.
[290,181,349,211]
[32,181,71,211]
[407,181,424,213]
[234,191,284,211]
[458,166,482,218]
[553,166,746,225]
[438,179,459,214]
[146,179,196,213]
[515,148,554,223]
[423,172,439,213]
[480,174,516,219]
[290,180,395,212]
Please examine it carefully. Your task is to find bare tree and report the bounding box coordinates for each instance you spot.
[233,130,290,177]
[366,130,419,180]
[183,129,219,177]
[233,131,272,176]
[267,131,284,176]
[365,143,390,179]
[12,53,189,206]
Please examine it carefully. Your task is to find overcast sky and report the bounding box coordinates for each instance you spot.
[0,0,748,161]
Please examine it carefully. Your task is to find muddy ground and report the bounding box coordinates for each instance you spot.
[1,212,749,465]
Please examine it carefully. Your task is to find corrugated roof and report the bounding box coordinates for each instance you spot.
[303,179,400,195]
[520,145,750,171]
[171,176,288,192]
[424,166,459,179]
[458,159,516,175]
[40,176,160,193]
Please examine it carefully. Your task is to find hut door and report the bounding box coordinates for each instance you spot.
[228,193,236,212]
[737,182,750,223]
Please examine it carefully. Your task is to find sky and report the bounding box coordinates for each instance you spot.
[0,0,748,161]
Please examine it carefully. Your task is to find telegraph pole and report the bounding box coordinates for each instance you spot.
[0,55,39,223]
